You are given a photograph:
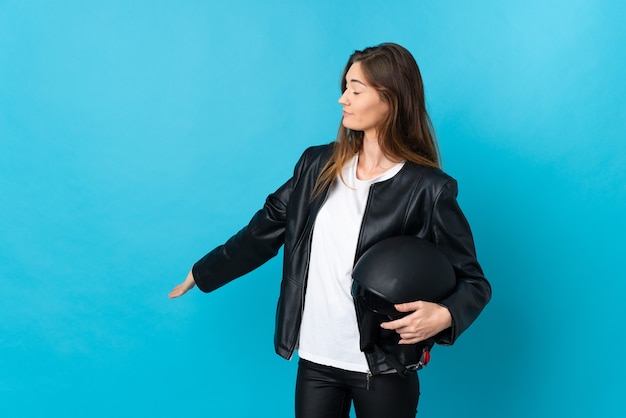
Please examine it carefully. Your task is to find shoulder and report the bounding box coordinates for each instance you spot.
[292,142,334,174]
[299,143,334,163]
[390,162,460,205]
[401,162,456,188]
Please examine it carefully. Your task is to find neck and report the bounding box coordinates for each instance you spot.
[357,135,398,180]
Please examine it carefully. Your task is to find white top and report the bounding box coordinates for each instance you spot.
[298,154,405,372]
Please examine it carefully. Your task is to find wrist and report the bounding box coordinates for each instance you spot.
[436,304,453,329]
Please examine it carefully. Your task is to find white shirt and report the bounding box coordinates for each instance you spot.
[298,154,404,372]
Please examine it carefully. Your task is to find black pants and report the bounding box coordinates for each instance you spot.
[295,359,419,418]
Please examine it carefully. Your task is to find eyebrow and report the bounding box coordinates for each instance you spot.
[347,79,367,87]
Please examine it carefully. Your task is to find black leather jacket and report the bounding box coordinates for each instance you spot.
[192,144,491,375]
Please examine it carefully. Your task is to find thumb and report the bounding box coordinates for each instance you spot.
[394,301,422,312]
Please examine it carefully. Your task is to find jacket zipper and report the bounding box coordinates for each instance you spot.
[287,186,331,360]
[355,183,378,376]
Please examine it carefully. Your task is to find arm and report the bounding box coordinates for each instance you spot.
[169,148,312,297]
[430,179,492,344]
[381,179,492,344]
[191,188,291,292]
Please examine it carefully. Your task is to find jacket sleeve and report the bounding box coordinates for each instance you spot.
[191,150,310,293]
[430,179,492,345]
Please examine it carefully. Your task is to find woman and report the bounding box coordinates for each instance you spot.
[169,43,491,417]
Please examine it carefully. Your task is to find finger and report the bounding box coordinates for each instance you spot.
[168,285,184,298]
[381,310,426,331]
[380,317,408,330]
[398,333,425,344]
[394,301,422,312]
[398,337,422,345]
[400,326,435,343]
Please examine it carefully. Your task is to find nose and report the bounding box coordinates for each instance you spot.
[338,90,349,105]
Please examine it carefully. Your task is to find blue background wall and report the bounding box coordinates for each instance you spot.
[1,1,624,417]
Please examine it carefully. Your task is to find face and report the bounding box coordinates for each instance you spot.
[338,62,389,139]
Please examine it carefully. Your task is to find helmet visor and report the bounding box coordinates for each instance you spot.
[353,282,404,320]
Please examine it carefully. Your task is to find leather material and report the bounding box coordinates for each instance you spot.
[192,143,491,375]
[295,358,419,418]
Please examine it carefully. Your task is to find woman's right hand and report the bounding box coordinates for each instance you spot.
[168,269,196,299]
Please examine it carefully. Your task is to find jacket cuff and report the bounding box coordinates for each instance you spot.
[433,303,455,345]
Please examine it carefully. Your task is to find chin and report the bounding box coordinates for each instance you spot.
[341,121,359,131]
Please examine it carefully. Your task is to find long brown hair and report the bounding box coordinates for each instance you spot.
[312,43,440,198]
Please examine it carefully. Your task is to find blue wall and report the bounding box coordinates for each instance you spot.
[1,1,624,416]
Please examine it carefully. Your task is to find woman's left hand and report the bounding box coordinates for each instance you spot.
[380,301,452,345]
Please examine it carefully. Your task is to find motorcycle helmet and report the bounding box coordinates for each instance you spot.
[351,235,456,320]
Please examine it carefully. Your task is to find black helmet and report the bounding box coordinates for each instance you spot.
[351,236,457,373]
[351,236,456,320]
